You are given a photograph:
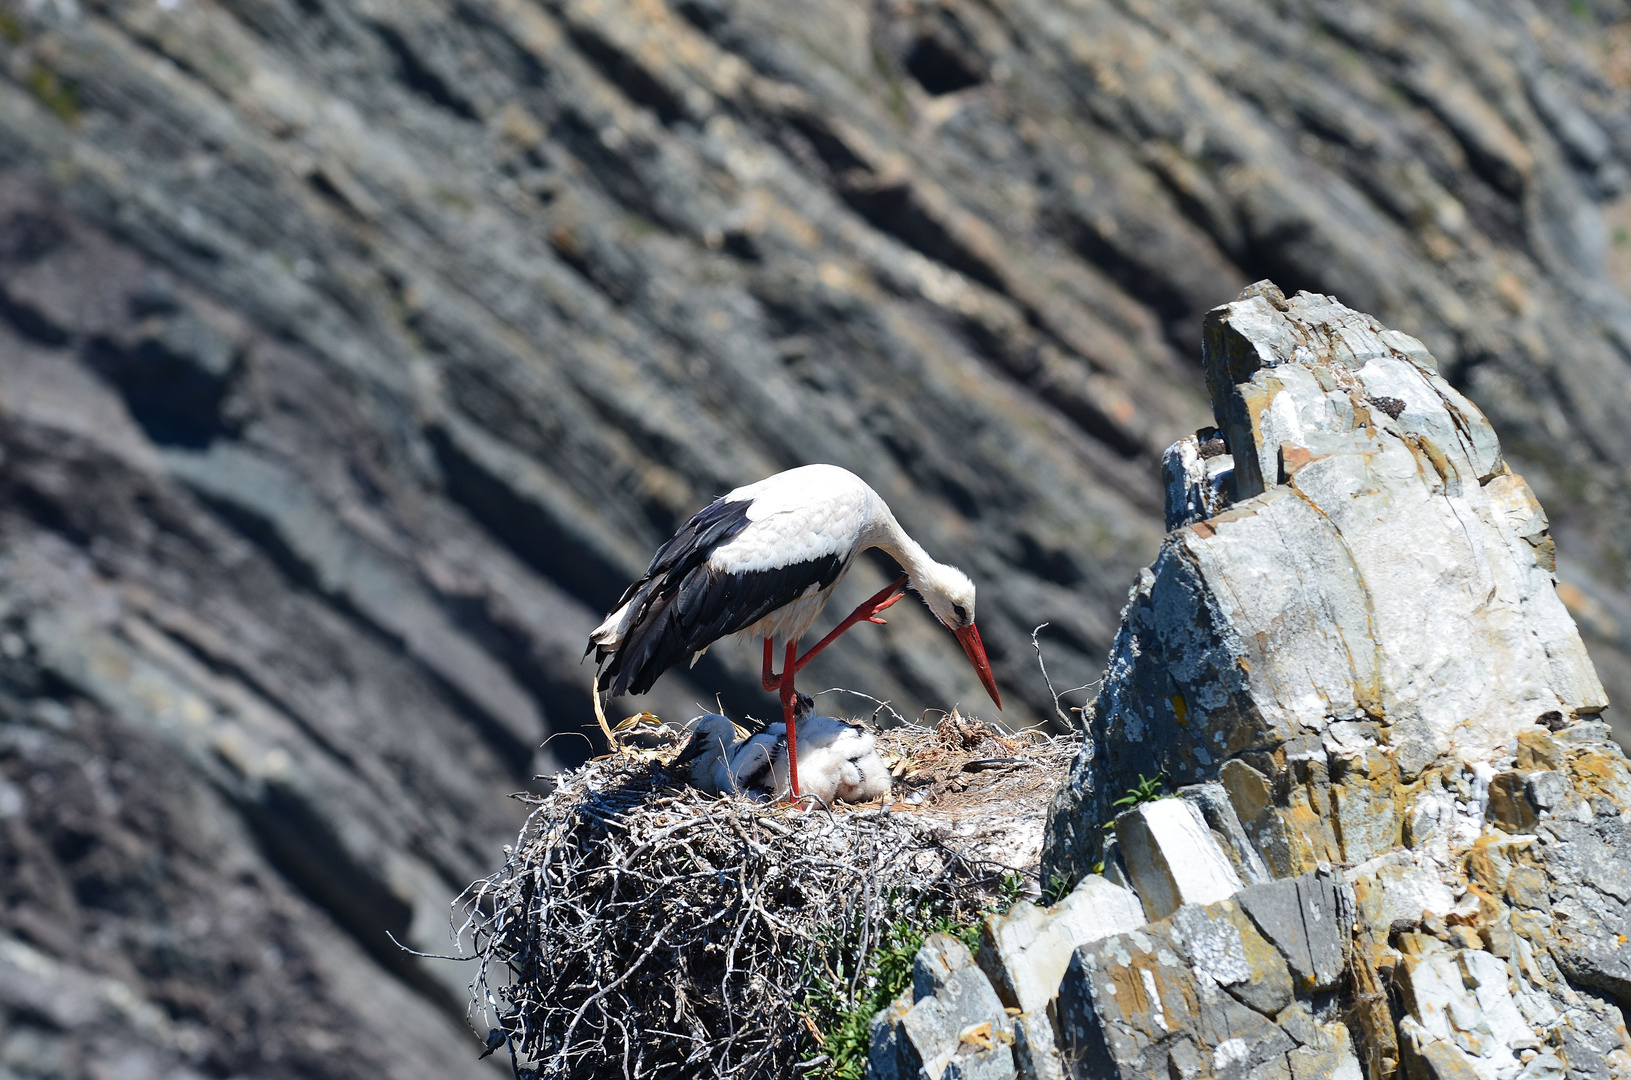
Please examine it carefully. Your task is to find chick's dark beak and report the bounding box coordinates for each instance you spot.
[953,623,1002,710]
[674,732,710,766]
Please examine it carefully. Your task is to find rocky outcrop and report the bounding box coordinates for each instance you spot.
[869,934,1019,1080]
[1047,283,1607,884]
[871,286,1630,1079]
[2,0,1631,1072]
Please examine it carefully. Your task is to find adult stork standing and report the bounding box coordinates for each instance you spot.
[588,464,1001,800]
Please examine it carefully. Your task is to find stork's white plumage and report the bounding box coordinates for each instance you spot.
[676,696,891,806]
[589,463,1000,801]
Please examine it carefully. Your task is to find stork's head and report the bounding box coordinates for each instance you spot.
[913,562,1002,710]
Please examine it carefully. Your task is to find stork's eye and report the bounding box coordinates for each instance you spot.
[952,603,968,625]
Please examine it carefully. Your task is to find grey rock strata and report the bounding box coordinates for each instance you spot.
[977,876,1143,1013]
[1045,284,1607,887]
[2,0,1631,1072]
[1234,871,1349,994]
[1056,900,1301,1080]
[1115,797,1243,922]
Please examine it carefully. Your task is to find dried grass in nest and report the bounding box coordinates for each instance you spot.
[457,710,1076,1080]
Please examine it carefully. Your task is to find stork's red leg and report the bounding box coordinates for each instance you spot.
[762,637,780,692]
[764,577,907,804]
[791,576,908,674]
[780,639,802,800]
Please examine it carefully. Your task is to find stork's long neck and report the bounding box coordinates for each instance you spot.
[866,503,942,584]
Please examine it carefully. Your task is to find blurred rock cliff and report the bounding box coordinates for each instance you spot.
[0,0,1628,1074]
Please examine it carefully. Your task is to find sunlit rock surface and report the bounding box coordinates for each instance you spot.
[1047,283,1607,886]
[892,286,1629,1080]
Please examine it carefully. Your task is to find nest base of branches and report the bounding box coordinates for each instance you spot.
[459,711,1075,1080]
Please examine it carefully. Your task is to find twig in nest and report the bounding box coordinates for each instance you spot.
[962,758,1027,772]
[551,925,672,1072]
[1030,623,1098,730]
[592,671,616,751]
[814,686,909,728]
[385,931,476,962]
[543,730,595,754]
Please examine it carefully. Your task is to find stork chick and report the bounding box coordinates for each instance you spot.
[770,694,891,807]
[675,713,746,796]
[674,694,891,807]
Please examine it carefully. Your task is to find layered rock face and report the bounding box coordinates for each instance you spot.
[871,288,1628,1079]
[1047,284,1608,882]
[1,0,1631,1074]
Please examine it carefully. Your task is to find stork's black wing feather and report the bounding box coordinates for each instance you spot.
[591,498,844,697]
[610,498,755,613]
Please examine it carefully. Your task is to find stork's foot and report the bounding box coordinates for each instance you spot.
[789,576,909,675]
[860,587,907,624]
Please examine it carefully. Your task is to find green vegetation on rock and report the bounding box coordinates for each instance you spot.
[800,873,1024,1079]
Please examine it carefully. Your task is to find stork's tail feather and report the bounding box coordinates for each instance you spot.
[585,588,689,700]
[589,600,632,649]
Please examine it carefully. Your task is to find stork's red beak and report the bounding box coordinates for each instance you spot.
[953,623,1002,710]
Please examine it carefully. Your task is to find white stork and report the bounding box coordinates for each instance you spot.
[677,694,893,806]
[588,464,1000,801]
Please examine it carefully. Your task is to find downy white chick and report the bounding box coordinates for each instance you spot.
[788,692,890,804]
[674,714,790,798]
[770,713,892,807]
[675,714,750,796]
[675,695,892,806]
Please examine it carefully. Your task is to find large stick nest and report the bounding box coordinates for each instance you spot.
[458,710,1074,1080]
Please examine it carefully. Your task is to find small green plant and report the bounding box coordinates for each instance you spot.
[430,186,474,212]
[1040,874,1073,906]
[800,900,973,1079]
[994,871,1025,911]
[1112,772,1167,812]
[26,66,77,125]
[1101,771,1168,834]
